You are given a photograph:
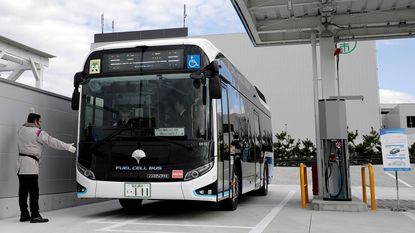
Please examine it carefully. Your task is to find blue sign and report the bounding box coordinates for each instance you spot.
[380,128,406,135]
[187,55,200,69]
[380,128,411,172]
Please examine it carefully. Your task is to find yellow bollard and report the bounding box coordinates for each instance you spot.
[361,166,367,204]
[368,163,377,211]
[300,163,306,208]
[304,166,309,204]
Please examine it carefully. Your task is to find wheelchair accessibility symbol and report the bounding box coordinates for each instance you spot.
[187,55,201,69]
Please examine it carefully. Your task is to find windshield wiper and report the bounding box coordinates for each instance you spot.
[149,136,194,151]
[90,128,133,150]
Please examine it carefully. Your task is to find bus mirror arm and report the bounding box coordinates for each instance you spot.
[190,70,204,80]
[71,72,84,111]
[73,72,85,88]
[190,61,221,100]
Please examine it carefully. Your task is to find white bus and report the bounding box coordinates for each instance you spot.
[71,38,273,210]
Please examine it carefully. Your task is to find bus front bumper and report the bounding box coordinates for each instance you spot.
[76,159,218,202]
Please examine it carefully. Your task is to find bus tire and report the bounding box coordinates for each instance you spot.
[257,165,269,196]
[119,199,143,211]
[219,166,240,211]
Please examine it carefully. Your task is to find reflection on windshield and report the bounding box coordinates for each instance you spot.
[80,73,208,141]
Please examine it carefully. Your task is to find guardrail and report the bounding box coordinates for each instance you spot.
[300,163,309,208]
[361,163,376,211]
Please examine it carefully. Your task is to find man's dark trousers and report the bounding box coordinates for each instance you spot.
[18,175,40,218]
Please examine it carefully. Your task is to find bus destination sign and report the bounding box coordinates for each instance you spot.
[102,49,184,73]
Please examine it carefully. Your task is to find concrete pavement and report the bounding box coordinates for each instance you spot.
[0,166,414,233]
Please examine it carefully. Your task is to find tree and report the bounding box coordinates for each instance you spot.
[300,139,316,160]
[348,129,358,155]
[274,131,316,166]
[354,127,382,164]
[409,142,415,163]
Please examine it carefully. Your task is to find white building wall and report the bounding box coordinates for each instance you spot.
[398,104,415,145]
[199,33,381,143]
[386,107,401,128]
[382,104,415,145]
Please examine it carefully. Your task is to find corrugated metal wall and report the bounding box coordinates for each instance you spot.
[199,33,381,143]
[0,78,90,219]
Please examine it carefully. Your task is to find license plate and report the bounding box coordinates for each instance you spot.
[124,183,151,198]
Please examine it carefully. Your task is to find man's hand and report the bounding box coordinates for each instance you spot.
[68,143,77,153]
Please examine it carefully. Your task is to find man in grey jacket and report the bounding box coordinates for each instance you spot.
[17,113,76,223]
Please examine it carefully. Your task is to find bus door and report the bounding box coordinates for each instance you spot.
[216,85,231,200]
[253,110,262,188]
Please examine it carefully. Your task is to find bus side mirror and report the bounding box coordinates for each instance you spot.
[209,75,221,99]
[209,61,221,99]
[73,72,84,87]
[71,72,84,111]
[71,88,80,110]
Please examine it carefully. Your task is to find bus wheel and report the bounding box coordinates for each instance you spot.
[257,165,269,196]
[219,167,240,211]
[119,199,143,211]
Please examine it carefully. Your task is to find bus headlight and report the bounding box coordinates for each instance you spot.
[77,163,96,180]
[184,162,214,181]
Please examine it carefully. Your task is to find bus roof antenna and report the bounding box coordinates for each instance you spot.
[101,13,104,34]
[183,4,187,28]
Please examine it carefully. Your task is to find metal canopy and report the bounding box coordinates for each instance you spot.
[0,35,55,88]
[231,0,415,45]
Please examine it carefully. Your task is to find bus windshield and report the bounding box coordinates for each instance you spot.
[80,73,208,142]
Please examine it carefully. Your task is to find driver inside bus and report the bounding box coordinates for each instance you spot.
[114,108,133,127]
[172,99,192,136]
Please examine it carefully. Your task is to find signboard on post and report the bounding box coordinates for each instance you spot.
[380,128,411,172]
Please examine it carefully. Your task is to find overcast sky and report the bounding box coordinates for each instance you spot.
[0,0,414,104]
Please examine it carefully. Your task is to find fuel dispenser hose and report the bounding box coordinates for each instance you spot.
[325,141,344,198]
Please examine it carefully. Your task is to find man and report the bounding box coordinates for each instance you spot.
[115,108,132,127]
[173,100,191,136]
[17,113,76,223]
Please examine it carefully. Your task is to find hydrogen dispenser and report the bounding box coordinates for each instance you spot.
[319,99,351,201]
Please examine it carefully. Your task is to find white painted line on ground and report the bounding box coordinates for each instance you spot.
[98,230,187,233]
[97,218,139,232]
[95,221,253,229]
[384,172,414,188]
[402,212,415,222]
[86,213,124,223]
[249,190,296,233]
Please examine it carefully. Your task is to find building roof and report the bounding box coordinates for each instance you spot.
[0,35,55,58]
[231,0,415,46]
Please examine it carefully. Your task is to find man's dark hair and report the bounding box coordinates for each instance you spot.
[27,113,41,123]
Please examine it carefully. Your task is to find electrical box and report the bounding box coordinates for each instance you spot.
[319,99,347,140]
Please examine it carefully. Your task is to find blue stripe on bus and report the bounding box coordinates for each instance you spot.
[192,190,230,199]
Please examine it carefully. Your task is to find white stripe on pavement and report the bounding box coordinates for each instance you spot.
[384,172,414,188]
[99,230,188,233]
[96,221,253,230]
[402,212,415,222]
[249,190,295,233]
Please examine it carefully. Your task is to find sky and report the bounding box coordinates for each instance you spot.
[0,0,414,104]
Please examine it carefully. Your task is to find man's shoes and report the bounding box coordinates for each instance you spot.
[19,215,31,222]
[30,216,49,223]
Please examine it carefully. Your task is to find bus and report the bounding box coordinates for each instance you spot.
[71,38,273,210]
